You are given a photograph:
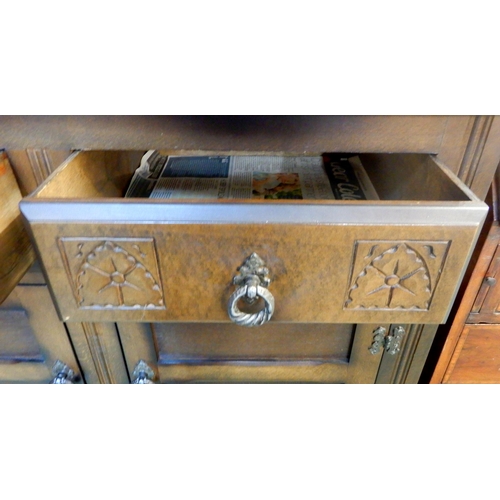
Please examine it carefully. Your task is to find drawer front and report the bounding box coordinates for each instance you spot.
[20,150,487,326]
[27,219,479,324]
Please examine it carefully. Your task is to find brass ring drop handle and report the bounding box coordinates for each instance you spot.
[227,253,275,327]
[50,360,78,384]
[132,360,156,384]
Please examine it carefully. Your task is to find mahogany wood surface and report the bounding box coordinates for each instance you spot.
[429,227,500,382]
[430,170,500,383]
[467,238,500,323]
[444,324,500,383]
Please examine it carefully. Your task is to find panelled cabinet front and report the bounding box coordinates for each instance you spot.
[0,266,82,384]
[3,116,500,383]
[19,149,487,383]
[117,322,386,383]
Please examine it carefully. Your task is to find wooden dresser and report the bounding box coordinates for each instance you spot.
[1,116,500,383]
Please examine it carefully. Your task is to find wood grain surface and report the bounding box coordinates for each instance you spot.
[0,116,449,153]
[21,150,485,325]
[0,282,81,383]
[116,322,384,383]
[0,152,35,304]
[430,224,500,383]
[444,324,500,383]
[26,220,479,325]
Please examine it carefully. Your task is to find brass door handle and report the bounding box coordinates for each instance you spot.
[132,360,156,384]
[50,360,78,384]
[227,253,274,327]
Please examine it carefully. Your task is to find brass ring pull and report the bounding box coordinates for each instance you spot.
[227,253,275,327]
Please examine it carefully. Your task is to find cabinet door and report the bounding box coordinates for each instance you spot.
[0,279,82,383]
[117,322,386,383]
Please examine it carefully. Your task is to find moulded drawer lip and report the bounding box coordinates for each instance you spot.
[19,198,488,226]
[19,149,488,226]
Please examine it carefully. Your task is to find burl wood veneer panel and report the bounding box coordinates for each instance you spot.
[28,222,477,324]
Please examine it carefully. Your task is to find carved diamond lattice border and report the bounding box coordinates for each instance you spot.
[58,237,165,310]
[344,240,451,311]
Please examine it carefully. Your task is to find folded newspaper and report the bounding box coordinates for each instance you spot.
[125,151,379,200]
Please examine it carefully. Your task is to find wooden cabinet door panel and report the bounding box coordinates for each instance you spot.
[153,323,353,365]
[0,284,81,383]
[117,322,385,383]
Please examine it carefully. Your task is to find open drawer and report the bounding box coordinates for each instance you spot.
[19,150,487,325]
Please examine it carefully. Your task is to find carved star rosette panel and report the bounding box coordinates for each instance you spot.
[58,238,165,309]
[344,240,451,311]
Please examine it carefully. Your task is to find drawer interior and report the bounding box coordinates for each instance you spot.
[31,150,475,203]
[20,150,487,325]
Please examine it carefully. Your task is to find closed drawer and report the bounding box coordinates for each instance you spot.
[20,150,487,325]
